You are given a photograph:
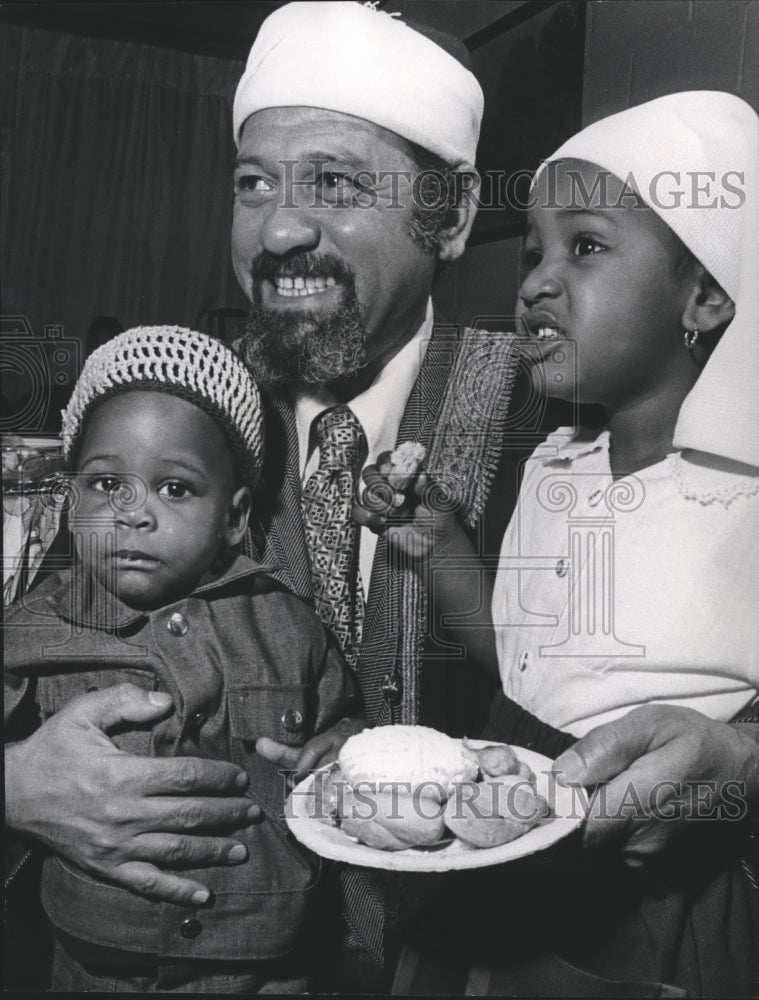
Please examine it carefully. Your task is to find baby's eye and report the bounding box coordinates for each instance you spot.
[88,475,123,495]
[573,235,606,256]
[158,481,193,500]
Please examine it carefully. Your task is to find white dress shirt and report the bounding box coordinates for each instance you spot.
[291,301,433,597]
[492,426,759,737]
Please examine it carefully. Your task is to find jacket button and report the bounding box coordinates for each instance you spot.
[518,651,530,672]
[167,612,188,636]
[179,917,202,939]
[190,711,206,731]
[555,558,568,578]
[380,673,402,704]
[281,708,304,733]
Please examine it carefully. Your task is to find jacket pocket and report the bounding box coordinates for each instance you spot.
[227,684,315,748]
[36,667,157,720]
[227,684,316,822]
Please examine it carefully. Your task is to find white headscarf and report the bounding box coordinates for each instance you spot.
[232,1,483,167]
[541,91,759,469]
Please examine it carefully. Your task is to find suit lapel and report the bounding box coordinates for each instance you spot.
[358,322,459,719]
[396,321,459,446]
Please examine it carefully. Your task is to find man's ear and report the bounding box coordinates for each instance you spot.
[436,164,480,263]
[225,485,252,547]
[681,265,735,334]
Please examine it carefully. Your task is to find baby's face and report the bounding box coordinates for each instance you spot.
[70,390,248,610]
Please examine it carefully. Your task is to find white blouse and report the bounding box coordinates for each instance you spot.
[492,427,759,737]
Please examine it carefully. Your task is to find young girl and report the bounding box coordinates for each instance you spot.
[356,89,759,997]
[492,89,759,737]
[360,90,759,737]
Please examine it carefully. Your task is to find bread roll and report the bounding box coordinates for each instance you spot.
[338,725,478,796]
[443,774,550,848]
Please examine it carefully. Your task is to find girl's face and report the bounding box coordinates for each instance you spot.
[517,159,697,410]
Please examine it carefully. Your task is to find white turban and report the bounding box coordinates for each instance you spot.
[542,91,759,470]
[232,1,484,167]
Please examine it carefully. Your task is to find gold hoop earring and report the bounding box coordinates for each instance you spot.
[684,327,699,352]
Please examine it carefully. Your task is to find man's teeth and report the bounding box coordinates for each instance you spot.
[536,327,560,340]
[275,275,337,297]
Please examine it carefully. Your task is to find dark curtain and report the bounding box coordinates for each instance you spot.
[1,25,247,414]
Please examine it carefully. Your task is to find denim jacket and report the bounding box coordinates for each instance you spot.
[4,553,358,962]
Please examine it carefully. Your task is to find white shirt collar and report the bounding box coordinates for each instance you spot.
[291,300,434,477]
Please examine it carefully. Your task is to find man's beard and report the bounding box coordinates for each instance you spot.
[238,252,367,391]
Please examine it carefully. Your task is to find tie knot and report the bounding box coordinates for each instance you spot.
[315,406,367,472]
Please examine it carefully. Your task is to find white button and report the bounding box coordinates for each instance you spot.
[167,612,188,636]
[518,651,530,672]
[588,489,603,507]
[555,558,568,578]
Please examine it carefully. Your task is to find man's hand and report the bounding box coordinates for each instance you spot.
[256,717,366,786]
[553,705,759,866]
[5,684,260,906]
[353,451,461,560]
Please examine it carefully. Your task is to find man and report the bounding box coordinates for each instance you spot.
[5,1,759,994]
[221,7,519,985]
[227,1,505,739]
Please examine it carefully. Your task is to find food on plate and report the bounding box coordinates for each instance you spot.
[317,725,552,852]
[338,724,478,791]
[340,786,446,849]
[444,774,550,849]
[468,739,519,777]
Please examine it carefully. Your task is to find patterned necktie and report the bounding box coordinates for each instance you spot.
[303,408,386,968]
[302,405,367,671]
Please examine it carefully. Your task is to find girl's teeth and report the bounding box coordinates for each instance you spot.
[537,327,560,340]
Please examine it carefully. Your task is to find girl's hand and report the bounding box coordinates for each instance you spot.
[352,450,461,560]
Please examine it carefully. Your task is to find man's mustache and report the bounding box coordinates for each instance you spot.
[250,251,355,285]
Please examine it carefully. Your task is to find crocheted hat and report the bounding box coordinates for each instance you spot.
[61,326,264,487]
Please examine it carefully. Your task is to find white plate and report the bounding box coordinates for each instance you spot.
[285,743,585,872]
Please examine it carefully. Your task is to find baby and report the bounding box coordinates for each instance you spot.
[4,325,357,993]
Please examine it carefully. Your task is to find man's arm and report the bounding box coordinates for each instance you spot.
[553,704,759,864]
[5,683,260,905]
